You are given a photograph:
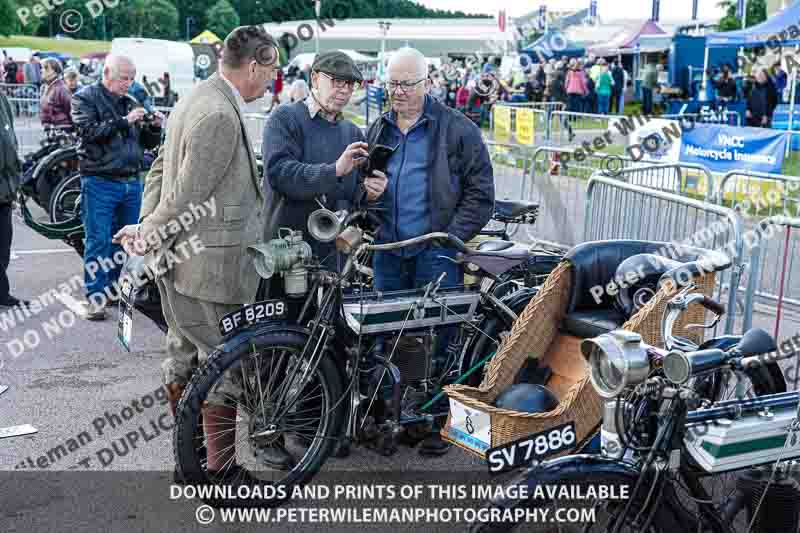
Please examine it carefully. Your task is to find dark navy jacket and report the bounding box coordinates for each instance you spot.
[365,95,494,244]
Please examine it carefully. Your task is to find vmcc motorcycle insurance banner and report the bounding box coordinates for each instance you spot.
[679,125,787,175]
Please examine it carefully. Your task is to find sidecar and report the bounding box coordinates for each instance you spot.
[441,239,729,462]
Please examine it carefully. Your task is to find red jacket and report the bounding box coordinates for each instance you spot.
[40,78,73,127]
[456,86,470,107]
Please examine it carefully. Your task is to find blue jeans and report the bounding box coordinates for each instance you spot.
[642,87,653,115]
[597,94,610,115]
[567,93,582,113]
[373,246,463,416]
[373,247,463,292]
[81,175,143,300]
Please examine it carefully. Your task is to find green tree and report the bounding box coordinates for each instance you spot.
[131,0,180,39]
[717,0,767,31]
[206,0,240,39]
[0,0,18,37]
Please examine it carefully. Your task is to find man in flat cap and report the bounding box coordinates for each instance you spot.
[262,50,387,270]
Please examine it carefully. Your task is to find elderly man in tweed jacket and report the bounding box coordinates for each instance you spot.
[114,26,280,477]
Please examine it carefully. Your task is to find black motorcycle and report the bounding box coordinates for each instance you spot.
[19,124,79,217]
[170,205,562,507]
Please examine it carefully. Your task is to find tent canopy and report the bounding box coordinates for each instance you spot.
[191,30,222,44]
[706,0,800,48]
[589,20,666,56]
[521,30,585,62]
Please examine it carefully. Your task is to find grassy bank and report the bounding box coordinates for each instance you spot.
[0,36,110,57]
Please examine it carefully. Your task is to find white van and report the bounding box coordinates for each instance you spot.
[110,38,195,101]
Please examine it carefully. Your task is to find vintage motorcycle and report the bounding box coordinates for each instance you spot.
[19,124,79,217]
[470,285,793,532]
[171,204,561,506]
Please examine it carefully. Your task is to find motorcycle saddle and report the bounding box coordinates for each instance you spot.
[476,240,515,252]
[460,243,531,277]
[494,199,539,219]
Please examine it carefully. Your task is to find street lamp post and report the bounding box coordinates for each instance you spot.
[378,21,392,82]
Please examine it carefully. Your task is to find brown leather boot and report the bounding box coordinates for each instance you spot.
[166,383,184,417]
[203,404,238,472]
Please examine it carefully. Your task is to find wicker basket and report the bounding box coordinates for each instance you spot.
[442,260,717,458]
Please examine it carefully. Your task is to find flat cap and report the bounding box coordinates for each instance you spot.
[312,50,363,82]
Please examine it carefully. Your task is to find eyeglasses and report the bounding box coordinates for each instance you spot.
[385,78,427,94]
[318,72,360,90]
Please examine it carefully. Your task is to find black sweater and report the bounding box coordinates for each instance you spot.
[261,101,365,264]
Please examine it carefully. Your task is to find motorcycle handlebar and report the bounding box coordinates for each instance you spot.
[364,232,470,254]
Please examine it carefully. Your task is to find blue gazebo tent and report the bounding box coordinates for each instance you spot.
[705,0,800,48]
[522,30,586,63]
[702,0,800,154]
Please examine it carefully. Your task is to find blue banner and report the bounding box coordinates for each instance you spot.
[539,5,547,30]
[679,125,787,174]
[589,0,597,19]
[692,0,698,20]
[736,0,745,19]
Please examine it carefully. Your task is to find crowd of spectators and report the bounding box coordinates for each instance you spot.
[422,54,632,128]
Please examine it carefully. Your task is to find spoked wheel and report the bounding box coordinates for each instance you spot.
[33,146,78,210]
[470,471,686,532]
[174,331,345,508]
[48,172,81,223]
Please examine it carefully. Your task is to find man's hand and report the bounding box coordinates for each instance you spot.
[126,108,146,125]
[746,109,752,119]
[335,141,368,177]
[152,111,165,127]
[113,224,148,256]
[364,170,388,202]
[761,115,768,126]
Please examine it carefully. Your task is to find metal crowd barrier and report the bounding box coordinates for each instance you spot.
[243,112,269,156]
[513,149,717,249]
[488,104,547,146]
[585,174,744,334]
[714,170,800,334]
[546,111,623,146]
[486,141,536,239]
[609,163,716,201]
[743,216,800,337]
[496,101,566,113]
[1,83,40,119]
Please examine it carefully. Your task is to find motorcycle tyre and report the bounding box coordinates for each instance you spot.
[174,330,345,508]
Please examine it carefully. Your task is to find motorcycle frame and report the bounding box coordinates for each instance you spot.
[268,243,524,450]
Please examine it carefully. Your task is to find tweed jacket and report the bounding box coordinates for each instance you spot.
[139,74,264,305]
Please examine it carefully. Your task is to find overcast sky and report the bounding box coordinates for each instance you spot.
[415,0,726,21]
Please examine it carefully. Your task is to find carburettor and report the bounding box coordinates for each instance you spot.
[247,229,313,297]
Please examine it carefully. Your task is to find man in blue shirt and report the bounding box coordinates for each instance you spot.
[366,47,494,456]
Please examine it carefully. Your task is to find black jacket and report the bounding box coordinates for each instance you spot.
[748,80,778,120]
[0,92,20,204]
[71,81,161,179]
[611,66,624,93]
[549,69,567,103]
[365,96,494,244]
[715,76,737,99]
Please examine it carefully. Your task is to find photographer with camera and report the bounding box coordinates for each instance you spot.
[262,51,387,272]
[72,55,162,321]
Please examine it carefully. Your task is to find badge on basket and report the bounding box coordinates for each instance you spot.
[117,277,134,351]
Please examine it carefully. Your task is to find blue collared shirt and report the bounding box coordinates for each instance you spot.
[379,96,435,256]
